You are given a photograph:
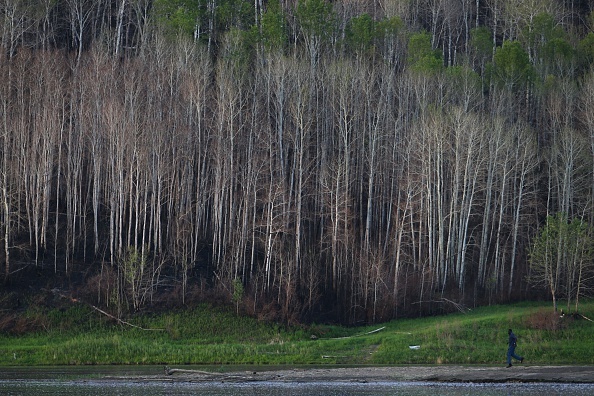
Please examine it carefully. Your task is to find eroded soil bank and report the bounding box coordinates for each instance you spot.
[123,365,594,384]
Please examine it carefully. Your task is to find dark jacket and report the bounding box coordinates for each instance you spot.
[508,331,517,347]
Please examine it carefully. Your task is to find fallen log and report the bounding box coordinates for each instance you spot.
[49,288,164,331]
[325,326,386,340]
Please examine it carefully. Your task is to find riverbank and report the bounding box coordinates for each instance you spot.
[2,364,593,385]
[82,365,594,384]
[140,365,594,384]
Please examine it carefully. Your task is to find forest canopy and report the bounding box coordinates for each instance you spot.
[1,0,594,324]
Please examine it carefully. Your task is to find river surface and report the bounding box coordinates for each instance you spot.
[1,366,593,395]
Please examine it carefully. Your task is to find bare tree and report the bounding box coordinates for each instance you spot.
[0,52,11,282]
[506,122,538,297]
[25,51,66,264]
[66,0,94,63]
[0,0,34,58]
[578,71,594,225]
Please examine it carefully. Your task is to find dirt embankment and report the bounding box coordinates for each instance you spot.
[155,365,594,384]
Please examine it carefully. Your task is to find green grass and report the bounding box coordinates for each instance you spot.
[1,301,593,366]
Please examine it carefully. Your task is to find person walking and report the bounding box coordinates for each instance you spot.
[506,328,524,368]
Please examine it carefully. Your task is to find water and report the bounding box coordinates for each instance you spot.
[1,367,593,395]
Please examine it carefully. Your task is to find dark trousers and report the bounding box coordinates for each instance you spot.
[507,346,522,364]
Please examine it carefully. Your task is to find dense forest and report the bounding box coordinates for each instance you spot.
[1,0,594,325]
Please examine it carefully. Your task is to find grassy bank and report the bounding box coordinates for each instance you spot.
[1,301,593,366]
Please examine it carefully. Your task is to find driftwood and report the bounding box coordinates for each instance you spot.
[166,367,231,376]
[165,367,280,382]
